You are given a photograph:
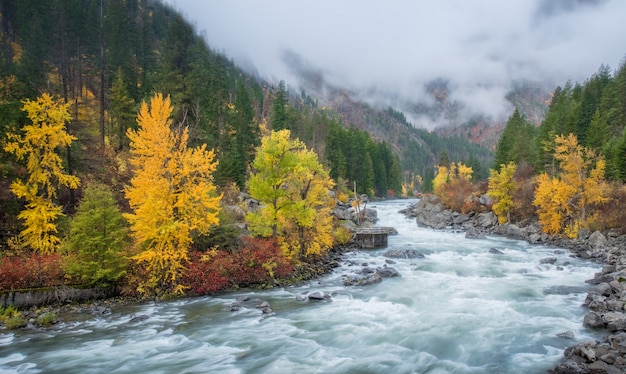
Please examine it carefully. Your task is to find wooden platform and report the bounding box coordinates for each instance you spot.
[353,227,396,249]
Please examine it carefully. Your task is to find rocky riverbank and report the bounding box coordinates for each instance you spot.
[401,195,626,374]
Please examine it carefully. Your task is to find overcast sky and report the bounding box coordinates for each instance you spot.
[165,0,626,126]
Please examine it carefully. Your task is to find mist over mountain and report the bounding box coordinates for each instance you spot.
[167,0,626,133]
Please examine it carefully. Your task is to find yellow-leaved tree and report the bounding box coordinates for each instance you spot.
[487,162,517,224]
[432,162,473,212]
[3,93,80,252]
[124,93,221,296]
[247,129,335,261]
[533,133,608,237]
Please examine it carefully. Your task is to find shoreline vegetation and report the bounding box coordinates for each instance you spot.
[0,242,356,330]
[3,195,626,372]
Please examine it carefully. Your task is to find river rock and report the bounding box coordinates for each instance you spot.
[129,314,149,323]
[224,302,242,312]
[453,214,470,225]
[376,266,400,278]
[583,311,605,329]
[588,231,608,249]
[307,291,331,301]
[504,224,525,240]
[552,360,590,374]
[255,301,273,314]
[488,248,504,255]
[465,226,486,239]
[602,312,626,331]
[540,257,557,265]
[358,273,382,286]
[383,249,425,259]
[476,212,498,229]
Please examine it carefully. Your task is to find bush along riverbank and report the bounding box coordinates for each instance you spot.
[402,195,626,373]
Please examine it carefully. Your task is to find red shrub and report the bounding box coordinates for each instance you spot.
[0,252,64,291]
[183,237,293,295]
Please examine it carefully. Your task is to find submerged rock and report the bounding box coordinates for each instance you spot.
[383,249,425,259]
[255,301,273,314]
[488,248,504,255]
[128,314,149,323]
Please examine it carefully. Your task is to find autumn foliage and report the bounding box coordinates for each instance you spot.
[488,162,517,224]
[3,93,80,253]
[433,162,474,212]
[533,134,608,237]
[124,93,222,296]
[247,129,335,261]
[0,252,64,291]
[183,237,293,295]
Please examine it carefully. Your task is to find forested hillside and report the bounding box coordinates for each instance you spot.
[476,62,626,239]
[0,0,496,299]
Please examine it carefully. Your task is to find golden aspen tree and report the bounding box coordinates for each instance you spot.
[247,129,335,261]
[3,93,80,252]
[534,173,573,234]
[432,165,451,194]
[124,93,221,296]
[432,162,473,211]
[533,133,608,237]
[488,162,517,224]
[553,133,609,223]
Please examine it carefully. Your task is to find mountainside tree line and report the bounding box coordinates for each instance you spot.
[470,61,626,238]
[0,0,411,298]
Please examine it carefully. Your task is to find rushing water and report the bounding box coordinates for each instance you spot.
[1,200,604,374]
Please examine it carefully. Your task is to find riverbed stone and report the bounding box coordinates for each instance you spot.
[584,311,605,329]
[383,249,425,259]
[358,273,382,286]
[505,224,525,240]
[465,226,485,239]
[376,266,400,278]
[602,312,626,331]
[488,248,504,255]
[129,314,149,323]
[307,291,330,301]
[476,212,498,229]
[589,231,608,249]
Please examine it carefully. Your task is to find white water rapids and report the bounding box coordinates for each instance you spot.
[0,200,604,373]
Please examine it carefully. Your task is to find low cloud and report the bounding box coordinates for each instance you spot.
[167,0,626,128]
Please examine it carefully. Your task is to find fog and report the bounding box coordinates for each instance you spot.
[165,0,626,127]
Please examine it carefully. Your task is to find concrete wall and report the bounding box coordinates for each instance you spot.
[0,286,119,309]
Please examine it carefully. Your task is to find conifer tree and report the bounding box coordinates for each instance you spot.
[3,93,80,253]
[64,182,128,286]
[124,93,221,296]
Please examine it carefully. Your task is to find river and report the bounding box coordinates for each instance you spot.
[0,199,603,374]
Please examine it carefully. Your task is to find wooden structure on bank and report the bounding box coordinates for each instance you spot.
[353,227,396,249]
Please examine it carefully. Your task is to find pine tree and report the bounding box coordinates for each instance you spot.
[64,182,129,286]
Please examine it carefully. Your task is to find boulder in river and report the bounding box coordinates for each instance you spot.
[307,291,331,301]
[465,226,486,239]
[376,266,400,278]
[488,248,504,255]
[383,249,425,259]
